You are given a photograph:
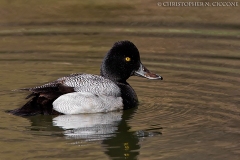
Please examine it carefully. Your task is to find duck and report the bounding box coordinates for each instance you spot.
[9,41,163,116]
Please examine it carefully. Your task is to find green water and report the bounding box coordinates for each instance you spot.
[0,1,240,159]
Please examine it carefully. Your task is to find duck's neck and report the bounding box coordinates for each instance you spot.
[100,65,129,84]
[101,73,127,84]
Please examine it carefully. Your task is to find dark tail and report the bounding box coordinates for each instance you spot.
[8,83,74,116]
[7,94,61,116]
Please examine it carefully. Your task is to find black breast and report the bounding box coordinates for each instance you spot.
[116,82,138,109]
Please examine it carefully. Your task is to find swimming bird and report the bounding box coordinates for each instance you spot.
[9,41,163,116]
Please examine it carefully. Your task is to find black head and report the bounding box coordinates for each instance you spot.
[100,41,162,82]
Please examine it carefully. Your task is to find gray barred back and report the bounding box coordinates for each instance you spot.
[38,73,121,97]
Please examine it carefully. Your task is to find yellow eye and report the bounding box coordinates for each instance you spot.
[125,57,131,62]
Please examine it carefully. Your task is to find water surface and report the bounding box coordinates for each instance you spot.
[0,1,240,160]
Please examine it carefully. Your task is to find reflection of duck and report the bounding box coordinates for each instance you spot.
[53,108,141,159]
[9,41,162,116]
[102,108,140,159]
[53,111,123,140]
[25,108,162,159]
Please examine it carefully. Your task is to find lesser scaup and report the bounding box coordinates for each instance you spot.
[9,41,163,116]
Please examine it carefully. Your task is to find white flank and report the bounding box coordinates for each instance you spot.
[53,92,123,114]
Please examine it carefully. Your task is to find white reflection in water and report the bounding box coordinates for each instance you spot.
[52,111,122,140]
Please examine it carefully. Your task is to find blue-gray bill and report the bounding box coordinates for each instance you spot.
[134,63,163,80]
